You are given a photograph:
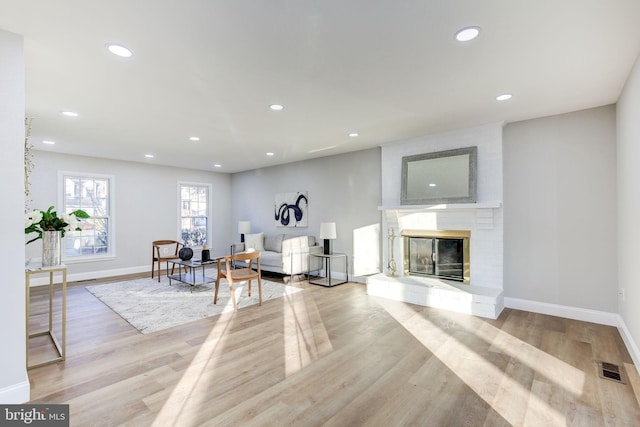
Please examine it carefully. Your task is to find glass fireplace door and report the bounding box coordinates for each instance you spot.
[408,237,435,275]
[407,237,464,281]
[434,238,464,280]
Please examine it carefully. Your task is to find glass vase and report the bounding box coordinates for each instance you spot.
[42,230,62,267]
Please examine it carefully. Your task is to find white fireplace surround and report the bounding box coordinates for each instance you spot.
[384,203,502,288]
[367,123,504,319]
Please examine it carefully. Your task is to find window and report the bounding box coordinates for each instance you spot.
[61,172,113,259]
[179,183,210,247]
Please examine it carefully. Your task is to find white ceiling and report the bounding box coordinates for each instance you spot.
[2,1,639,173]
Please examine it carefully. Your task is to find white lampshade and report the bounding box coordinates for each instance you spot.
[319,222,337,240]
[238,221,251,234]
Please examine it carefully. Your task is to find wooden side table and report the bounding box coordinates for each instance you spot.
[308,252,348,287]
[25,262,67,369]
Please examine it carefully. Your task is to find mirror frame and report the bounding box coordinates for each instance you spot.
[401,146,477,205]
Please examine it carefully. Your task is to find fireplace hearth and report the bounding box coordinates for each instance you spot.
[402,229,470,283]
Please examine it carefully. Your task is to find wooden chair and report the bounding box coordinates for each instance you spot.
[152,240,183,282]
[214,252,262,312]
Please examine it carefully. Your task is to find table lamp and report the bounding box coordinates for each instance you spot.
[238,221,251,243]
[319,222,336,254]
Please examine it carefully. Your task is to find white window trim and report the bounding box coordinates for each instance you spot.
[58,171,116,263]
[177,181,212,249]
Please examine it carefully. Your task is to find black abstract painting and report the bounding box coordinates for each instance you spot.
[274,192,308,227]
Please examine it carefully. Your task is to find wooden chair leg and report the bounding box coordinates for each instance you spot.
[258,277,262,306]
[248,280,252,297]
[157,260,161,282]
[229,283,237,312]
[151,259,155,279]
[214,277,220,304]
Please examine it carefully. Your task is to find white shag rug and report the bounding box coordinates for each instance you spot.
[86,274,302,334]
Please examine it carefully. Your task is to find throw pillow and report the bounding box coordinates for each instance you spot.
[244,232,264,252]
[264,234,284,253]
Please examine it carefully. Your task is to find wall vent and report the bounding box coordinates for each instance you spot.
[598,361,626,384]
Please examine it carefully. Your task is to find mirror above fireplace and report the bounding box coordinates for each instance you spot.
[401,146,477,205]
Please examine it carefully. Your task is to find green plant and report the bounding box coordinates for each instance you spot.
[25,205,90,245]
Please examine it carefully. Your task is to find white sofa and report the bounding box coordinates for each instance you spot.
[231,232,322,276]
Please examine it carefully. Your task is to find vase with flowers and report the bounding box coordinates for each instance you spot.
[25,206,90,266]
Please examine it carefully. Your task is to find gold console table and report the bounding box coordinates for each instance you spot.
[25,262,67,369]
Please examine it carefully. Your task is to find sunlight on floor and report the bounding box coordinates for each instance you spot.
[283,288,333,376]
[377,298,586,426]
[151,282,333,424]
[151,315,234,426]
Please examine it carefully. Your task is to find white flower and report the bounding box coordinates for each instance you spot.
[25,206,89,245]
[62,213,81,231]
[25,210,43,228]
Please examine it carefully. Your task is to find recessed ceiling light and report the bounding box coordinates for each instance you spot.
[42,140,55,145]
[429,183,437,187]
[266,152,275,156]
[213,164,222,168]
[349,132,359,137]
[496,93,513,101]
[145,154,154,158]
[455,26,481,42]
[189,137,200,141]
[269,104,284,111]
[61,111,78,117]
[106,43,133,58]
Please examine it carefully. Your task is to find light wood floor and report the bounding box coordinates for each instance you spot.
[27,272,640,426]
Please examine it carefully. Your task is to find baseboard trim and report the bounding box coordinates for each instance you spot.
[503,297,620,326]
[617,317,640,370]
[0,375,30,403]
[350,275,368,284]
[28,265,151,287]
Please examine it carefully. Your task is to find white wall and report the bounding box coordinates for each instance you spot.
[230,148,382,278]
[28,151,231,281]
[503,105,617,313]
[618,55,640,357]
[0,29,30,403]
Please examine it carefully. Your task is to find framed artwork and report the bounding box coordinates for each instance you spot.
[274,191,308,227]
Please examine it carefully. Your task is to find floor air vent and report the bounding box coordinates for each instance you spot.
[598,361,626,384]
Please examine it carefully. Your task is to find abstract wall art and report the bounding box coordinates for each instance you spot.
[274,191,308,227]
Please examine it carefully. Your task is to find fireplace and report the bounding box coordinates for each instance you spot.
[371,124,503,317]
[402,229,470,283]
